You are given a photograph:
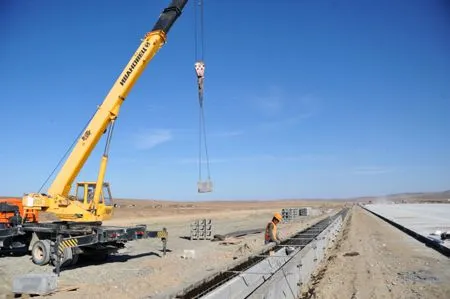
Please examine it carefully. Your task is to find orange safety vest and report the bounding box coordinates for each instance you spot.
[264,221,277,242]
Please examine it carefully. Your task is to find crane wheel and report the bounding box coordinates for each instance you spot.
[50,247,74,267]
[31,240,51,266]
[70,254,79,266]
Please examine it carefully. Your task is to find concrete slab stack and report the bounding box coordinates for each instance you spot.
[299,207,311,216]
[282,207,311,222]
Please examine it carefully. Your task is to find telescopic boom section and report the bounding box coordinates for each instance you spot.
[47,0,188,198]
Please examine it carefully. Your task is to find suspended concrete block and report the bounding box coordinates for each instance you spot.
[198,180,213,193]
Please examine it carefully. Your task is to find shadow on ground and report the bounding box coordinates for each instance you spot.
[58,250,167,272]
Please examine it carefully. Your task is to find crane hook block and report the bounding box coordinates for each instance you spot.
[195,61,205,78]
[197,180,213,193]
[195,61,205,107]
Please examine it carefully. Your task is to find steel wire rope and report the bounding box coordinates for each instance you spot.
[194,0,211,184]
[37,109,98,193]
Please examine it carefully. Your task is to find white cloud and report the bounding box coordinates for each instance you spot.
[211,130,244,137]
[254,86,284,117]
[257,96,283,116]
[133,129,172,150]
[263,154,333,162]
[173,154,332,165]
[162,129,244,138]
[352,166,395,175]
[258,114,311,130]
[177,158,229,164]
[146,104,162,112]
[253,88,319,130]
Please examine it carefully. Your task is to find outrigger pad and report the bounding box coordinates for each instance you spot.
[197,180,213,193]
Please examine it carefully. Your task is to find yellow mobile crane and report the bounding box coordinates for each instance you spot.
[1,0,192,268]
[23,0,188,222]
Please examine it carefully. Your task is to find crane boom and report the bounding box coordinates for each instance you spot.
[49,0,187,197]
[23,0,188,222]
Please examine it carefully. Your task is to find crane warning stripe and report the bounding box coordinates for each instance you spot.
[157,231,167,238]
[58,238,79,253]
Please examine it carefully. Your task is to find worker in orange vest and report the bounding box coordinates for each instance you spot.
[265,212,282,245]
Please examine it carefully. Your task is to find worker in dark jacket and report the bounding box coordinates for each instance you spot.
[265,212,282,245]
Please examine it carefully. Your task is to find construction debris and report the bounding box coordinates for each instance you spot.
[219,237,243,246]
[232,242,254,259]
[212,228,263,241]
[182,250,196,259]
[343,251,360,257]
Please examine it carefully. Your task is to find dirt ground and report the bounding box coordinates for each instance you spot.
[303,206,450,299]
[2,201,449,299]
[0,200,337,299]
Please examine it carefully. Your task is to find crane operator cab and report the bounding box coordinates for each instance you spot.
[75,182,112,205]
[74,182,113,217]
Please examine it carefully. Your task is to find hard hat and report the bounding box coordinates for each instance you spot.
[274,212,282,221]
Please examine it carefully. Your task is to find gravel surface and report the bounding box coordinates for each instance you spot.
[303,206,450,299]
[0,206,330,298]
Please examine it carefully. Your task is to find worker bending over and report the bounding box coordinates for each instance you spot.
[265,212,282,245]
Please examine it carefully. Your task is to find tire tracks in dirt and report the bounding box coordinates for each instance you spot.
[300,205,450,299]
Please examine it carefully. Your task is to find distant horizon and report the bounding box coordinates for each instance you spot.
[2,188,448,203]
[112,188,450,202]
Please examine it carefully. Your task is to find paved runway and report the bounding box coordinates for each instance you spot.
[365,203,450,249]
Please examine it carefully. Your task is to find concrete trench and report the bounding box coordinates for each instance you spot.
[176,209,348,299]
[247,214,344,299]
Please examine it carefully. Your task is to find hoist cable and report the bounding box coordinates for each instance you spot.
[198,101,202,181]
[37,109,97,193]
[201,107,211,180]
[200,0,205,61]
[194,0,211,183]
[194,0,198,61]
[198,105,211,181]
[194,0,205,61]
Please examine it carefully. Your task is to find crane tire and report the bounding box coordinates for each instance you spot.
[31,240,51,266]
[70,254,79,266]
[70,254,80,266]
[50,247,73,267]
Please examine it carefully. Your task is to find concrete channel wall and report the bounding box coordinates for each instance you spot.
[200,211,346,299]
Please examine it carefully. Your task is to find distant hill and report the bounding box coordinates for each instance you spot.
[2,190,450,204]
[353,190,450,204]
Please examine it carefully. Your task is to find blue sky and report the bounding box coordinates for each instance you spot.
[1,0,449,201]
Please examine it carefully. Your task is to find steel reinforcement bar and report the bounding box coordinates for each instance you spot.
[361,205,450,258]
[175,208,349,299]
